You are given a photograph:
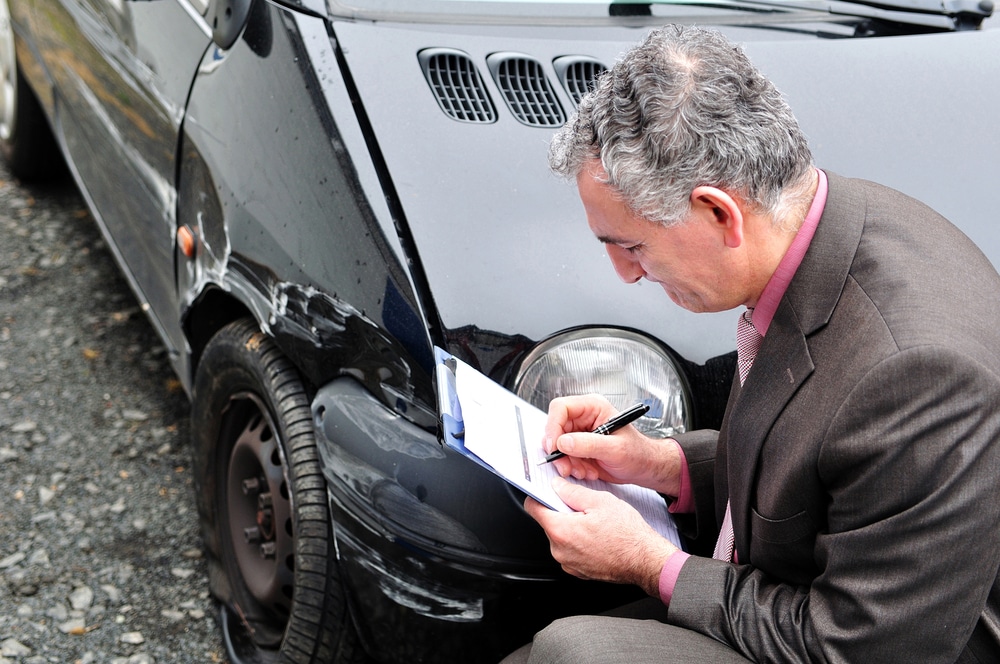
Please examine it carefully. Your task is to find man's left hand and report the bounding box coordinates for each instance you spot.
[525,477,679,597]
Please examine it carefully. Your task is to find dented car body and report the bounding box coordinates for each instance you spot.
[3,0,999,661]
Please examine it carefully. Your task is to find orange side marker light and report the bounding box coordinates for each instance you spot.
[177,225,198,258]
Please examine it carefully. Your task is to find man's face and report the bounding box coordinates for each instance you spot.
[576,163,746,314]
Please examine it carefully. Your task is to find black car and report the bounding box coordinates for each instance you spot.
[2,0,997,661]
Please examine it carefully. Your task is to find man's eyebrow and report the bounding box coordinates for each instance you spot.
[595,234,630,245]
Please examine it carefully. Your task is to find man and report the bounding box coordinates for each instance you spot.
[504,25,1000,663]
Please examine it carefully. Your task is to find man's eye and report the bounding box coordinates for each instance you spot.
[624,244,643,254]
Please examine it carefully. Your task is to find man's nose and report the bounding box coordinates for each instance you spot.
[606,245,644,284]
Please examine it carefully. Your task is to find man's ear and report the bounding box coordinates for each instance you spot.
[691,186,744,249]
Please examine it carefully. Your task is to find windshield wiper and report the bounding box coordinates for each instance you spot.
[617,0,992,30]
[829,0,994,31]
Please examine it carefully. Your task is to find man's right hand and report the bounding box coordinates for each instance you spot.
[544,395,683,497]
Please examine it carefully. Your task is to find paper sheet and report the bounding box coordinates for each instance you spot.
[446,354,681,547]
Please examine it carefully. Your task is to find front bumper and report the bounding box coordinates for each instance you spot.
[311,378,643,662]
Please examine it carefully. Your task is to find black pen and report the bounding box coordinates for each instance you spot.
[538,402,650,464]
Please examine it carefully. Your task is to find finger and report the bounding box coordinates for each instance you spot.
[560,455,603,482]
[524,495,549,522]
[553,431,594,459]
[551,476,610,512]
[556,430,632,466]
[544,395,615,445]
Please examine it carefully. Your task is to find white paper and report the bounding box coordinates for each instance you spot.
[450,356,681,547]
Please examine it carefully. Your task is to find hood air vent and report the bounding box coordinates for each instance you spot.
[553,56,607,107]
[418,48,497,124]
[487,53,565,128]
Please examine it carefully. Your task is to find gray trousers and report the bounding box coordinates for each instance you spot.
[501,599,753,664]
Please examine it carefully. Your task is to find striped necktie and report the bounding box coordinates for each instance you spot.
[713,309,763,562]
[736,308,763,386]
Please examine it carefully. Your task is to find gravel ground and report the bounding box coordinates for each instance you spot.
[0,161,230,663]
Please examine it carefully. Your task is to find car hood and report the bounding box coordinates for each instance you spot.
[333,19,1000,365]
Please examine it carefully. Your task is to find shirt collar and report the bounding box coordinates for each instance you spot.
[751,168,828,336]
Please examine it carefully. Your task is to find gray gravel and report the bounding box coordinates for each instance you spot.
[0,161,229,663]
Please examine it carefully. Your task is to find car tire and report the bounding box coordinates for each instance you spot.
[0,2,62,180]
[191,318,364,664]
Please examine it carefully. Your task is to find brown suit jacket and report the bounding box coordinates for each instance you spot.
[669,173,1000,663]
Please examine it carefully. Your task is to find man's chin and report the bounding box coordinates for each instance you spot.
[662,287,724,314]
[662,287,698,312]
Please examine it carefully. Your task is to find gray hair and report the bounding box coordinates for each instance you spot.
[549,25,814,228]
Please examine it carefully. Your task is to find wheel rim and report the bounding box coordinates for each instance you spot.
[224,393,295,632]
[0,0,16,142]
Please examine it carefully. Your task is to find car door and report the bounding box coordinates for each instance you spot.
[30,0,211,354]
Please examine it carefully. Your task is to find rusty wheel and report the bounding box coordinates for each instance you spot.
[191,318,364,663]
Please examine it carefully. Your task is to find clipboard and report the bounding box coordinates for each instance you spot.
[434,346,567,512]
[434,346,683,546]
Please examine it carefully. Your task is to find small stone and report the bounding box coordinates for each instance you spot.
[0,447,17,462]
[120,632,144,645]
[39,486,55,505]
[100,584,121,604]
[126,655,154,664]
[47,603,69,622]
[0,551,25,569]
[170,568,195,579]
[0,639,31,657]
[160,609,184,622]
[70,586,94,610]
[121,410,149,422]
[30,510,55,524]
[14,582,38,596]
[58,617,87,634]
[27,549,49,566]
[11,420,37,433]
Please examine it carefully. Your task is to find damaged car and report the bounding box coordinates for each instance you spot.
[2,0,998,661]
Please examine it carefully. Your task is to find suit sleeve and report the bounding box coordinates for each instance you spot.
[671,429,721,557]
[667,347,1000,663]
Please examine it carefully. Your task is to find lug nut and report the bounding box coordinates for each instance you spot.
[259,542,276,559]
[244,527,261,544]
[242,478,260,495]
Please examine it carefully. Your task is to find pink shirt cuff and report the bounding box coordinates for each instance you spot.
[658,551,690,606]
[667,440,694,514]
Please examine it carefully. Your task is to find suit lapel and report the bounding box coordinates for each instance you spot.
[723,172,867,562]
[727,306,813,561]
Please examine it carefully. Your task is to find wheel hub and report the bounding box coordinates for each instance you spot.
[225,399,295,619]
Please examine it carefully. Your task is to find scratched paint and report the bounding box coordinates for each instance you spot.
[334,527,485,623]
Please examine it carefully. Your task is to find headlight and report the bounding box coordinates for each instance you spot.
[513,328,690,438]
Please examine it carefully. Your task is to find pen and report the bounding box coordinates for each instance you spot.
[538,402,650,464]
